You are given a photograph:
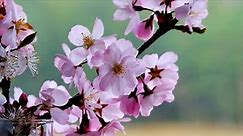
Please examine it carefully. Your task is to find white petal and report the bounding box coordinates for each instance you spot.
[68,25,90,46]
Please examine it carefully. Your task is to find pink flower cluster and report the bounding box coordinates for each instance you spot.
[0,0,209,136]
[0,0,38,81]
[113,0,208,41]
[0,18,179,135]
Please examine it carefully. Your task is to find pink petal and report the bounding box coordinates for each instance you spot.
[143,54,158,68]
[158,52,178,67]
[92,17,104,39]
[1,28,17,49]
[134,21,154,41]
[99,72,113,91]
[102,103,124,122]
[113,0,129,8]
[62,43,71,57]
[125,14,140,35]
[175,5,190,20]
[50,108,69,124]
[51,86,70,106]
[113,9,131,21]
[27,95,40,107]
[53,121,74,133]
[69,47,87,66]
[120,96,140,117]
[60,62,75,77]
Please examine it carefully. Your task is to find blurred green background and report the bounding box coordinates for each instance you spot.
[13,0,243,135]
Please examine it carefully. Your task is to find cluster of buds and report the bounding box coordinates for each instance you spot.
[0,0,208,136]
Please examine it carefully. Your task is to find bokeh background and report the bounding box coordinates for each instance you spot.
[14,0,243,135]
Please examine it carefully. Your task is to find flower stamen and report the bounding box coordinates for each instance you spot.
[13,19,33,34]
[83,35,95,49]
[112,63,125,76]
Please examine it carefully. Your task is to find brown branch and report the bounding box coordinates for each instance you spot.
[0,77,11,111]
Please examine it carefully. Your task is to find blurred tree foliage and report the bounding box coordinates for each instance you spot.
[13,0,243,124]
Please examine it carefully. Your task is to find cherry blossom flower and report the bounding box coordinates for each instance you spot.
[98,39,143,96]
[175,0,208,31]
[142,52,179,86]
[54,43,87,84]
[68,17,105,48]
[138,81,175,116]
[68,18,117,68]
[39,80,71,107]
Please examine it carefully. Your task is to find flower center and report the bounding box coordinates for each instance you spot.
[148,65,164,80]
[83,36,95,49]
[13,19,33,34]
[112,63,125,76]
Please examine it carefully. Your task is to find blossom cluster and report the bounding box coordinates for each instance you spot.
[0,0,208,136]
[113,0,208,41]
[0,0,38,81]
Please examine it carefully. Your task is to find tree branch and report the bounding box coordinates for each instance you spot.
[137,19,178,56]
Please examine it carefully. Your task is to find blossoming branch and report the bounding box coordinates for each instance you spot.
[0,0,208,136]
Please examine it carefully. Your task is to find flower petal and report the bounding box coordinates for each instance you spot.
[68,25,90,46]
[92,17,104,39]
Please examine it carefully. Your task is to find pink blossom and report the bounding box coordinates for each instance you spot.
[138,82,175,116]
[0,0,35,49]
[68,18,116,68]
[98,39,142,96]
[39,80,71,106]
[142,52,179,86]
[54,43,87,84]
[175,0,208,31]
[68,17,105,48]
